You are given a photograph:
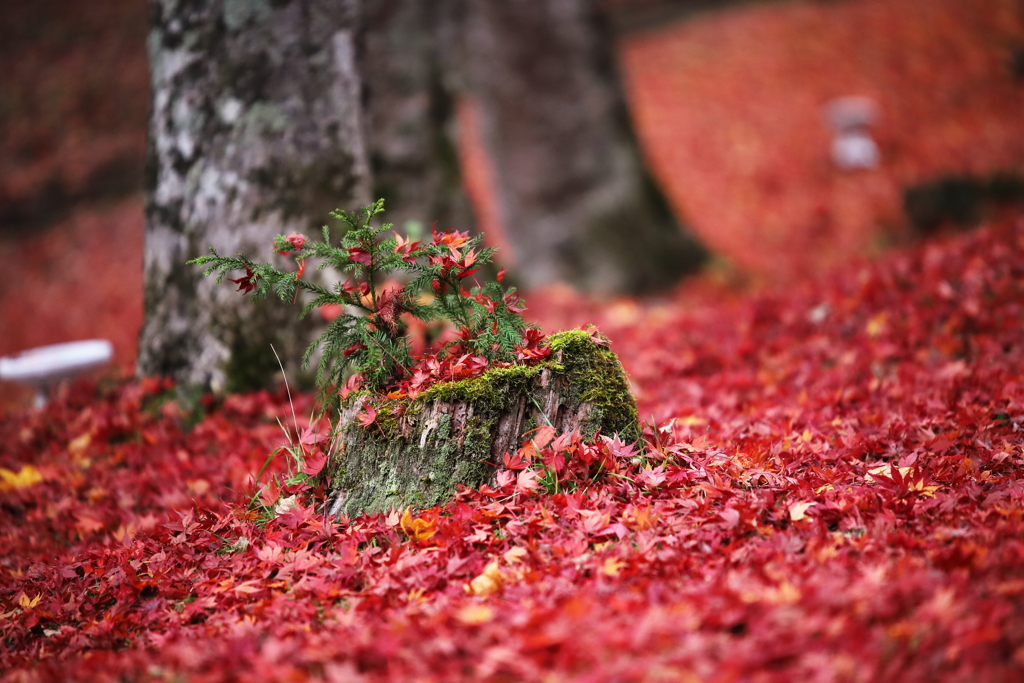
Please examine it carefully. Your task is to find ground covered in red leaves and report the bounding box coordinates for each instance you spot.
[3,0,1024,678]
[3,215,1024,682]
[619,0,1024,280]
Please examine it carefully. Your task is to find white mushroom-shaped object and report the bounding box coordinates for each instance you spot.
[0,340,114,408]
[823,96,881,170]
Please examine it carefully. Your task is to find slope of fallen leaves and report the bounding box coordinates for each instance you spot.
[618,0,1024,281]
[3,215,1024,682]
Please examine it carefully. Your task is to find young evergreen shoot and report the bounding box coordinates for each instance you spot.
[189,199,534,404]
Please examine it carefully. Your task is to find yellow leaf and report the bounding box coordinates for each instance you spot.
[624,504,658,531]
[467,560,504,596]
[468,574,499,596]
[866,465,912,483]
[503,546,528,564]
[482,559,503,580]
[0,465,43,491]
[776,581,801,604]
[908,480,940,498]
[68,433,92,461]
[789,501,815,522]
[740,581,801,605]
[456,604,494,624]
[18,593,41,609]
[866,312,887,337]
[601,557,627,577]
[400,508,437,543]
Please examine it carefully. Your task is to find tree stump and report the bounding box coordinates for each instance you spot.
[326,330,640,515]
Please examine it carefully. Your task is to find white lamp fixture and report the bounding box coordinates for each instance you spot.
[0,340,114,408]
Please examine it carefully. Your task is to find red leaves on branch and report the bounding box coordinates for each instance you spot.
[274,232,307,254]
[431,223,470,254]
[228,264,260,294]
[345,246,372,266]
[370,287,406,335]
[430,245,480,280]
[392,232,420,264]
[516,326,551,361]
[349,324,549,408]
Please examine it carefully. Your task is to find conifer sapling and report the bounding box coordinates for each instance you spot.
[189,200,547,408]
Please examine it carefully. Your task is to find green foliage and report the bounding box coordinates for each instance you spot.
[189,199,531,404]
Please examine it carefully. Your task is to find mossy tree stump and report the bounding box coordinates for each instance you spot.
[327,329,640,515]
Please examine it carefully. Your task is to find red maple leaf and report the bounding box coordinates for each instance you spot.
[356,404,379,429]
[298,421,327,448]
[346,246,372,266]
[299,452,327,477]
[228,264,260,294]
[339,373,363,400]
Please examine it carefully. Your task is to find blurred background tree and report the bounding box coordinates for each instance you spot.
[359,0,476,249]
[138,0,708,394]
[362,0,711,291]
[462,0,708,293]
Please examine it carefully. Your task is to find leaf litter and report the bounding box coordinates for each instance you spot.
[2,216,1024,681]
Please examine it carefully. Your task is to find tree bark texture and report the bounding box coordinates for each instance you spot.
[327,330,640,516]
[138,0,370,394]
[465,0,708,294]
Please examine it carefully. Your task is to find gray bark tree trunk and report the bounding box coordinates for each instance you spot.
[465,0,708,294]
[137,0,370,394]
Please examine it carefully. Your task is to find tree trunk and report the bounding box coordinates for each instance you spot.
[360,0,476,239]
[465,0,708,294]
[327,329,640,516]
[137,0,370,394]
